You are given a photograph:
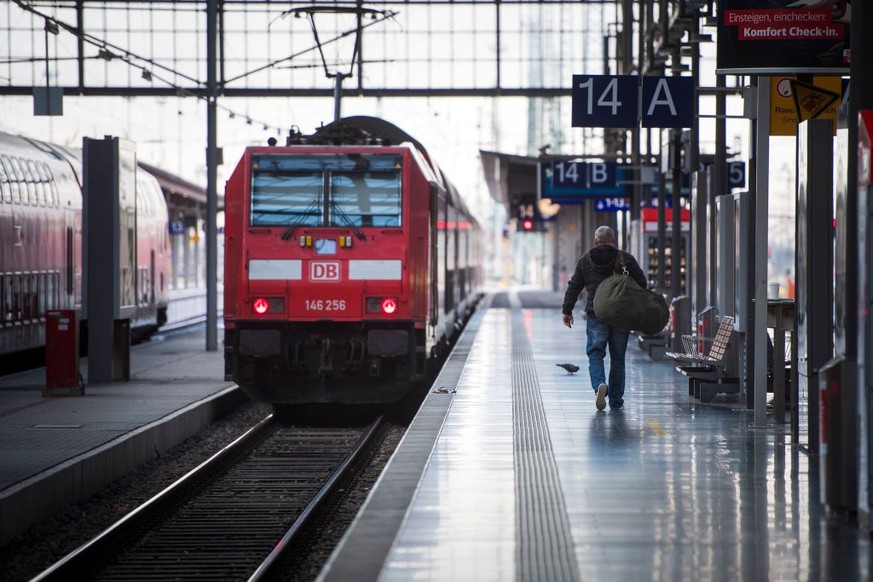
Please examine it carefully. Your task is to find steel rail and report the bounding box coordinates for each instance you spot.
[247,415,386,582]
[30,414,277,582]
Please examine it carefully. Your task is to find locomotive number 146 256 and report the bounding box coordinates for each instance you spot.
[304,299,347,311]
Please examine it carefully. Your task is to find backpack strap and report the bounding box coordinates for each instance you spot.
[613,250,629,275]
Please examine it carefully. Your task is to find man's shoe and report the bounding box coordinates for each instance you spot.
[596,384,608,411]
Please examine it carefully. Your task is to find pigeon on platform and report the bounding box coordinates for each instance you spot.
[556,363,580,374]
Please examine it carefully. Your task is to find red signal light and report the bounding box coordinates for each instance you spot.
[253,297,269,314]
[381,297,398,315]
[522,218,534,231]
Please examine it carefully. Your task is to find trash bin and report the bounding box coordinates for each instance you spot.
[44,310,84,396]
[818,356,856,510]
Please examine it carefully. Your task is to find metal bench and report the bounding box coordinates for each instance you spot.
[666,315,739,402]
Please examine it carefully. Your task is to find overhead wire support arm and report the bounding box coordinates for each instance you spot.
[282,4,396,122]
[224,7,397,86]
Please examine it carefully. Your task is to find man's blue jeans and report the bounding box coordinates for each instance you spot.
[586,313,630,408]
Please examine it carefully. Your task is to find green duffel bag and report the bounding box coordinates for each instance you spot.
[593,255,669,335]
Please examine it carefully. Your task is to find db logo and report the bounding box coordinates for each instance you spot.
[310,261,341,282]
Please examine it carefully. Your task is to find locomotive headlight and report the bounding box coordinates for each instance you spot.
[252,297,285,314]
[366,297,399,315]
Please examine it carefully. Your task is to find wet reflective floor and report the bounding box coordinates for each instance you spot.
[329,290,873,581]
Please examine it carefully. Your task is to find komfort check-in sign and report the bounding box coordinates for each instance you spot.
[716,0,850,74]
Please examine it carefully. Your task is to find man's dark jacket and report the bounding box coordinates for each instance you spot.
[562,244,648,316]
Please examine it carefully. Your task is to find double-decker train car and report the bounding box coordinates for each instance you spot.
[223,116,483,405]
[0,131,171,358]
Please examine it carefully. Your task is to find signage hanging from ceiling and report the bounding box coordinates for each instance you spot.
[571,75,695,129]
[716,0,850,74]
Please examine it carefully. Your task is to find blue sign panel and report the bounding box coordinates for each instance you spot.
[540,162,628,203]
[727,160,746,189]
[571,75,638,129]
[169,220,185,235]
[551,161,618,190]
[640,77,695,128]
[594,198,630,212]
[540,160,694,203]
[572,74,696,129]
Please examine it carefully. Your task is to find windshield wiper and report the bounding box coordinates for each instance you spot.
[280,199,321,240]
[329,200,367,240]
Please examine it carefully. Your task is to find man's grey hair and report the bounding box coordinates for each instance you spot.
[594,225,616,245]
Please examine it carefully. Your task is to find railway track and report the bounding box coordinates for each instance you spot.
[31,414,386,581]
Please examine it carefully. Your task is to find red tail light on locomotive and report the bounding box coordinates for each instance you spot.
[366,297,399,315]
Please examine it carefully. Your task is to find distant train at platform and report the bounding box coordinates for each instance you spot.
[0,131,171,358]
[223,116,483,407]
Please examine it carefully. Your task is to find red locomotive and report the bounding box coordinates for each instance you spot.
[223,116,483,406]
[0,131,170,360]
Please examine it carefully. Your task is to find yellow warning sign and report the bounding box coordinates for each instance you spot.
[770,76,841,137]
[791,79,839,122]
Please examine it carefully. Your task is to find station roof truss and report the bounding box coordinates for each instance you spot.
[140,160,215,213]
[2,0,626,99]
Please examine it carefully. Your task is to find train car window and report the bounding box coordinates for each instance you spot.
[49,180,59,207]
[46,272,54,312]
[14,274,21,322]
[36,161,49,182]
[2,156,21,204]
[12,158,31,205]
[250,154,402,228]
[10,273,19,323]
[66,227,74,295]
[21,273,32,320]
[27,161,45,206]
[0,274,5,325]
[20,158,37,205]
[251,169,323,227]
[14,273,25,321]
[38,162,56,206]
[38,182,48,207]
[34,273,41,319]
[37,272,46,318]
[0,155,9,203]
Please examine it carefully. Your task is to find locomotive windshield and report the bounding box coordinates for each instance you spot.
[250,154,402,228]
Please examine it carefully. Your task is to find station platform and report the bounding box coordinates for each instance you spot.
[0,329,243,545]
[2,289,872,579]
[319,288,873,581]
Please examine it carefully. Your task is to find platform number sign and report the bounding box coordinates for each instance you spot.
[572,75,638,128]
[641,76,695,128]
[518,202,535,220]
[572,75,694,129]
[552,161,616,190]
[727,161,746,189]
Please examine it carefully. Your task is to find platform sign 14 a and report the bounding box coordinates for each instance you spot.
[572,74,695,129]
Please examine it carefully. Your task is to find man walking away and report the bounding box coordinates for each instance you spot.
[561,225,648,411]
